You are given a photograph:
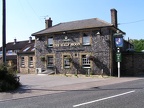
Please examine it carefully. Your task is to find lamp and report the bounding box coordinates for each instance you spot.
[96,32,100,35]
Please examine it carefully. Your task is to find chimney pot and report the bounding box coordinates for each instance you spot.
[29,36,32,43]
[13,38,17,45]
[45,17,52,28]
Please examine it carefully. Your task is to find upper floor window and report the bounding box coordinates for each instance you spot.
[14,50,19,54]
[0,51,2,55]
[82,34,90,45]
[7,50,13,55]
[48,37,53,47]
[23,47,30,52]
[31,48,35,51]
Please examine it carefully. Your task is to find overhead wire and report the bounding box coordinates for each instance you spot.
[119,19,144,25]
[25,0,43,23]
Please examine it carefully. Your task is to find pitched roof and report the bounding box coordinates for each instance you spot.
[0,40,35,51]
[32,18,113,36]
[18,43,35,54]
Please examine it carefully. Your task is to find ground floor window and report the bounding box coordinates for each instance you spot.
[29,57,33,67]
[21,57,25,67]
[82,55,91,68]
[47,56,54,67]
[63,55,71,69]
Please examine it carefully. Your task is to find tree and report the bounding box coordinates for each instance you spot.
[130,39,144,52]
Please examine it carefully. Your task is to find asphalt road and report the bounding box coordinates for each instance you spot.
[0,78,144,108]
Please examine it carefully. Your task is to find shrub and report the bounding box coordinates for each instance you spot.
[0,64,21,92]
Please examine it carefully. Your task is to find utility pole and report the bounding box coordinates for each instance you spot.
[2,0,6,64]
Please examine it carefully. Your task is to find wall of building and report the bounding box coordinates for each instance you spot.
[18,54,35,74]
[35,28,113,75]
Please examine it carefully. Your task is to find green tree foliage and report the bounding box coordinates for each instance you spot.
[0,64,21,92]
[130,39,144,52]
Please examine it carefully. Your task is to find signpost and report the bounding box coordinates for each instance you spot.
[2,0,6,64]
[114,30,124,78]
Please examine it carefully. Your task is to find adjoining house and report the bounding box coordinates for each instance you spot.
[0,37,35,72]
[17,42,35,74]
[32,9,131,76]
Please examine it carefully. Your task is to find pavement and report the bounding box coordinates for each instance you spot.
[0,74,143,102]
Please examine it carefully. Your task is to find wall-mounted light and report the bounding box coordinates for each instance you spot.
[96,32,100,36]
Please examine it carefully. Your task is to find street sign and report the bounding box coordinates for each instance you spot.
[116,52,121,62]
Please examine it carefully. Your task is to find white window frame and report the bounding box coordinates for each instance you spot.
[82,55,90,68]
[82,35,90,45]
[48,37,53,47]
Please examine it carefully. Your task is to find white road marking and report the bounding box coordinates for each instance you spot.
[73,90,135,107]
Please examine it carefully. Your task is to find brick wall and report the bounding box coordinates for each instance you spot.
[121,53,144,76]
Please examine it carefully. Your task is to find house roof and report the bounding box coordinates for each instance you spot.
[18,43,35,55]
[0,40,35,51]
[32,18,113,36]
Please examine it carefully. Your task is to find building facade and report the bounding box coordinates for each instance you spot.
[32,9,129,76]
[17,43,35,74]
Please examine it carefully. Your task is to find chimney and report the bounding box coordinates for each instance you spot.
[29,36,32,43]
[45,17,52,29]
[13,38,17,45]
[111,9,118,28]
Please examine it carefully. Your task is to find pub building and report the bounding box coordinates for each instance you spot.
[32,9,129,76]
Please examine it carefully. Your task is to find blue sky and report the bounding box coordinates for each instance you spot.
[0,0,144,46]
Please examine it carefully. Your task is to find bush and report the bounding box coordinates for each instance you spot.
[0,64,21,92]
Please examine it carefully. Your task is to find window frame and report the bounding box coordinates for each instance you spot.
[47,56,54,68]
[81,55,91,68]
[82,34,91,45]
[21,56,25,67]
[62,55,71,69]
[29,56,34,68]
[48,37,53,47]
[7,50,13,55]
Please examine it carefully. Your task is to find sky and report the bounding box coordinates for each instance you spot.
[0,0,144,46]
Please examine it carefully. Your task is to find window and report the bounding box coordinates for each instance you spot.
[14,50,19,54]
[48,37,53,47]
[82,34,90,45]
[82,55,90,68]
[29,57,33,67]
[63,55,71,68]
[23,47,30,52]
[47,56,54,67]
[7,50,13,55]
[0,51,2,55]
[31,48,35,51]
[21,57,25,67]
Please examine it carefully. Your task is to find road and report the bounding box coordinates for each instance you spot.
[0,78,144,108]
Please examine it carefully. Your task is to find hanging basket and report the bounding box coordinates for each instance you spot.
[40,56,45,61]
